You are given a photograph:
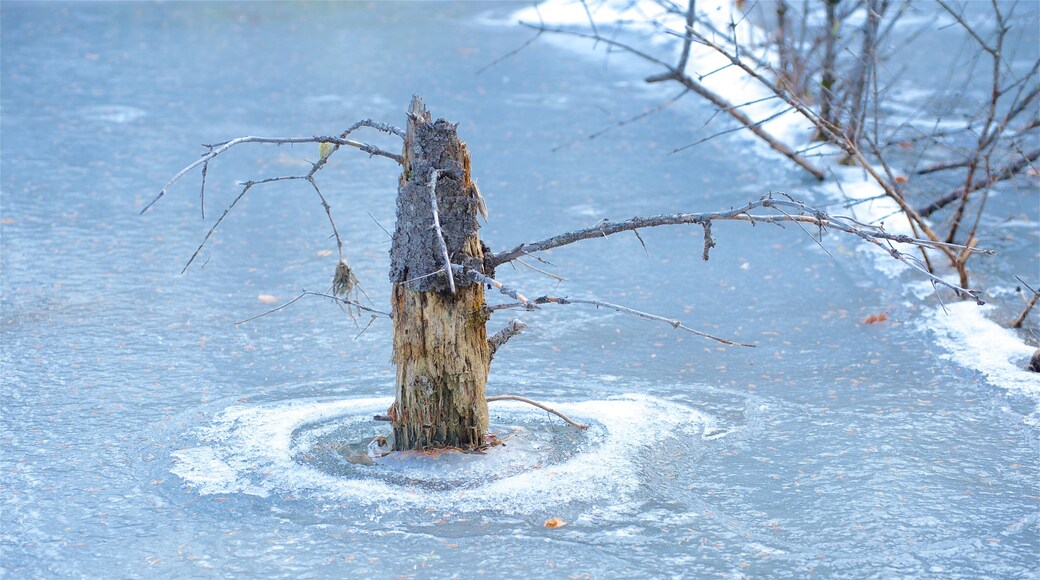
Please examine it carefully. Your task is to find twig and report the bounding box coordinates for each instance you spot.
[142,134,403,214]
[672,105,797,154]
[455,266,535,309]
[701,221,715,261]
[488,319,527,358]
[552,88,690,152]
[477,31,543,75]
[182,177,276,273]
[515,258,565,284]
[307,176,343,260]
[522,18,824,179]
[235,292,309,326]
[486,394,589,430]
[533,295,755,347]
[916,148,1040,217]
[427,169,456,294]
[235,290,389,326]
[199,161,208,219]
[1011,293,1038,329]
[1012,276,1040,329]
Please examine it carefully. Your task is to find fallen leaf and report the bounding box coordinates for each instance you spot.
[863,312,888,324]
[894,175,908,184]
[543,517,566,528]
[258,294,279,304]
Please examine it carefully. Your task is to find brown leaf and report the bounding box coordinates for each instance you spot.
[863,312,888,325]
[543,517,566,528]
[894,175,908,184]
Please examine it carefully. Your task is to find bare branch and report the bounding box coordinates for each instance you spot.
[488,196,988,304]
[650,69,825,179]
[235,290,390,326]
[488,319,528,359]
[675,0,697,73]
[340,118,405,139]
[1012,277,1039,329]
[553,88,690,152]
[532,294,755,347]
[199,161,209,219]
[486,394,589,430]
[142,133,403,214]
[515,257,566,284]
[182,177,289,274]
[916,148,1040,217]
[455,266,535,309]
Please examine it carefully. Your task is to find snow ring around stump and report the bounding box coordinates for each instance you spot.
[170,395,716,513]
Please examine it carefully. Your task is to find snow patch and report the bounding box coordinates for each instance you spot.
[925,302,1038,397]
[170,395,713,513]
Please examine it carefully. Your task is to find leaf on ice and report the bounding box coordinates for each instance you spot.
[543,517,566,528]
[862,312,888,324]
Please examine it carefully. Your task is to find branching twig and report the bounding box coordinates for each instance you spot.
[142,133,403,214]
[486,394,589,430]
[519,20,825,179]
[916,148,1040,217]
[235,290,390,326]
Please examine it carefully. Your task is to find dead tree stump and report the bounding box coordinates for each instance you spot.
[388,96,490,450]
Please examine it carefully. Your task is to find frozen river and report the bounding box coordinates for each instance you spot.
[2,2,1037,577]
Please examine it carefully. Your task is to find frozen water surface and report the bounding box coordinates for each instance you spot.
[2,2,1037,578]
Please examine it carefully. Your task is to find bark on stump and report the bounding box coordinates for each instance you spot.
[389,96,490,450]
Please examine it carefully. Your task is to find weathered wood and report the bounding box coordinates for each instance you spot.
[389,96,491,450]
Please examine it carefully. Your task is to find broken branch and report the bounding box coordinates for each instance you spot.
[488,319,527,358]
[486,394,589,430]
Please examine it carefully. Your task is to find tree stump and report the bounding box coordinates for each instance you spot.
[388,96,490,450]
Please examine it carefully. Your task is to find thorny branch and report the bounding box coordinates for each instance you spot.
[147,120,404,274]
[142,128,403,215]
[487,195,988,304]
